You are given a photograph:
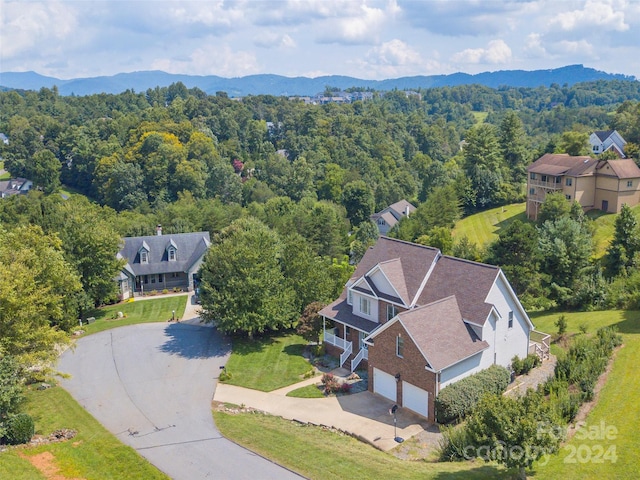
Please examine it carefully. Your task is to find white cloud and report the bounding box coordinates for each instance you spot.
[317,1,397,45]
[0,1,77,58]
[254,32,296,49]
[452,40,512,65]
[524,33,547,58]
[366,39,421,66]
[551,0,629,32]
[548,39,595,57]
[151,44,260,77]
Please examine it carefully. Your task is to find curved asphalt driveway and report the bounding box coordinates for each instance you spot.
[58,322,301,480]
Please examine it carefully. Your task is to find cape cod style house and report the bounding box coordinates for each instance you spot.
[526,153,640,220]
[117,226,210,300]
[320,236,547,422]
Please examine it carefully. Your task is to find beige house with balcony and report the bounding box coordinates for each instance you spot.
[527,153,640,220]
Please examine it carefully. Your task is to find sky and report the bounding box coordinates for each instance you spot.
[1,0,639,80]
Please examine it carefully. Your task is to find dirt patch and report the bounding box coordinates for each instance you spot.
[564,344,621,441]
[18,451,86,480]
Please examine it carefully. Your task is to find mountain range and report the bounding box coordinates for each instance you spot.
[0,65,636,97]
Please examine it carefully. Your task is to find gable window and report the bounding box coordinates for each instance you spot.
[566,178,573,186]
[377,218,385,226]
[387,304,398,321]
[140,251,148,264]
[168,248,176,261]
[628,180,633,188]
[359,296,370,316]
[396,335,404,358]
[508,311,514,329]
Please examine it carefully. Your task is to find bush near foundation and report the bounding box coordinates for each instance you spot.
[435,365,511,424]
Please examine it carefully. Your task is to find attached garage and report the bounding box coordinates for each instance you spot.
[373,368,397,402]
[402,381,429,418]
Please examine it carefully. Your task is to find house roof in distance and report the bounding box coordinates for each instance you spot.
[597,158,640,179]
[119,231,210,276]
[528,153,597,177]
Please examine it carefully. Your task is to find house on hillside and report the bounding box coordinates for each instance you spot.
[0,177,33,198]
[370,199,416,235]
[117,226,210,300]
[319,236,547,422]
[589,130,626,158]
[526,153,640,220]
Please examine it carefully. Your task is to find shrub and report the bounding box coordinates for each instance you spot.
[3,413,34,445]
[162,289,169,295]
[435,365,510,424]
[340,383,352,394]
[219,370,232,382]
[438,424,473,461]
[321,373,341,394]
[579,323,588,334]
[511,356,523,375]
[555,315,567,335]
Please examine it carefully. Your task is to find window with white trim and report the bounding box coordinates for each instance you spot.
[359,296,370,316]
[140,251,148,264]
[347,290,353,305]
[566,178,573,186]
[396,335,404,358]
[168,248,176,261]
[386,304,398,321]
[508,311,514,329]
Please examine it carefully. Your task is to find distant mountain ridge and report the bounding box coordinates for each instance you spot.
[0,65,636,97]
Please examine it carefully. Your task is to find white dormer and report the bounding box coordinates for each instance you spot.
[139,241,150,264]
[166,239,178,262]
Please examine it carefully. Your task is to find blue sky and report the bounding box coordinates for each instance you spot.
[2,0,639,80]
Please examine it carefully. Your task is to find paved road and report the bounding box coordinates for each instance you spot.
[58,322,301,480]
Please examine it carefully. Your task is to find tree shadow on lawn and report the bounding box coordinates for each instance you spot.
[158,323,231,359]
[432,464,510,480]
[616,311,640,335]
[229,332,304,357]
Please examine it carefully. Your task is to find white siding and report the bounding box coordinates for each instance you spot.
[439,352,483,388]
[369,269,397,298]
[484,274,530,367]
[352,292,378,322]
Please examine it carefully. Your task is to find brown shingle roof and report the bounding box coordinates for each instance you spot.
[351,237,440,305]
[418,256,498,325]
[393,296,488,371]
[318,295,379,333]
[598,159,640,179]
[528,153,597,177]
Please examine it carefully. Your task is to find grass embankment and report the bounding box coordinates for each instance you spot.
[530,310,640,479]
[453,202,526,247]
[79,296,188,336]
[0,387,168,480]
[213,411,507,479]
[222,333,314,391]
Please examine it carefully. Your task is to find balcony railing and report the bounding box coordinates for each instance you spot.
[324,331,349,350]
[529,179,563,189]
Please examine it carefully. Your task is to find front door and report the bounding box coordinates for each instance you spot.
[602,200,609,212]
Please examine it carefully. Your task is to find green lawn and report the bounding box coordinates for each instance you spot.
[529,310,640,479]
[222,333,314,391]
[453,202,527,246]
[0,386,168,480]
[213,411,508,479]
[79,296,188,336]
[286,384,325,398]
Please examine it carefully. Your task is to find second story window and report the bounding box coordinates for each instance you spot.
[628,180,633,188]
[387,304,398,321]
[508,311,514,329]
[377,218,385,226]
[359,296,370,316]
[566,178,573,186]
[347,290,353,305]
[140,251,148,264]
[168,248,176,261]
[530,173,537,180]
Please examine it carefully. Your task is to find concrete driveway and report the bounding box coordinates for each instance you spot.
[58,322,301,480]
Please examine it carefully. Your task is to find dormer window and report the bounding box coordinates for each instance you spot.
[140,251,148,264]
[347,290,353,305]
[359,296,370,316]
[168,248,176,261]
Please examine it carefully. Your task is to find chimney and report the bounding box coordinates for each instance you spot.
[405,205,411,217]
[156,224,162,236]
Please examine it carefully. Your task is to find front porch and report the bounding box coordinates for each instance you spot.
[323,327,369,373]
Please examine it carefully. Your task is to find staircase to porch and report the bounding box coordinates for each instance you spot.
[323,331,368,372]
[529,330,551,361]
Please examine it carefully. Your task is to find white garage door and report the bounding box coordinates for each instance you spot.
[373,368,397,402]
[402,381,429,418]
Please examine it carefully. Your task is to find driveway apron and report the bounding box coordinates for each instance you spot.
[58,322,300,480]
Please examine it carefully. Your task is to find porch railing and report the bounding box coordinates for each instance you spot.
[350,348,368,372]
[340,342,353,368]
[529,330,551,360]
[324,331,349,350]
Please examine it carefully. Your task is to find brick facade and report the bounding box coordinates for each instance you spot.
[367,321,437,422]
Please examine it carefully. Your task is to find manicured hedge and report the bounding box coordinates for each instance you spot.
[435,364,511,424]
